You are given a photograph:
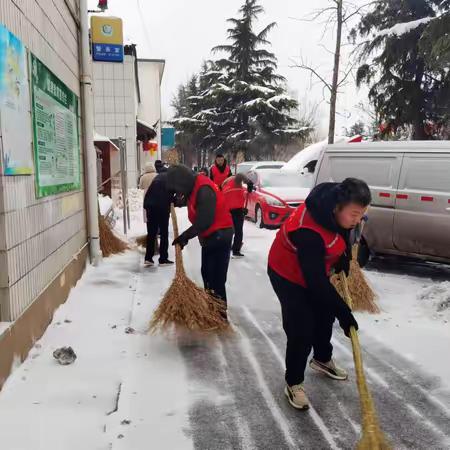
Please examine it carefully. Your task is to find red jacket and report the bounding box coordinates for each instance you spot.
[188,176,233,238]
[210,164,231,188]
[268,203,346,287]
[222,177,246,211]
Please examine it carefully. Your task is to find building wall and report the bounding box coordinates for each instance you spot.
[0,0,87,322]
[137,60,164,168]
[93,56,138,187]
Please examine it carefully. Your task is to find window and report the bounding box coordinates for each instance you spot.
[403,157,450,192]
[329,156,398,188]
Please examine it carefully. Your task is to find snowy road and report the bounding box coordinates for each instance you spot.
[0,213,449,449]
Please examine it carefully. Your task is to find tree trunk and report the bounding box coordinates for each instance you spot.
[328,0,343,145]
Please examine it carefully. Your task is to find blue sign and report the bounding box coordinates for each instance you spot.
[92,43,124,62]
[162,127,175,148]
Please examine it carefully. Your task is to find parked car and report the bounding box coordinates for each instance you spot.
[246,169,313,228]
[315,141,450,264]
[236,160,285,174]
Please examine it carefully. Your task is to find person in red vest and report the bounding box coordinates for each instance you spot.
[268,178,371,410]
[222,174,254,258]
[166,165,234,314]
[210,153,232,188]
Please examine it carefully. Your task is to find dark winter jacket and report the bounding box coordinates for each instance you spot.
[143,173,173,211]
[288,183,356,330]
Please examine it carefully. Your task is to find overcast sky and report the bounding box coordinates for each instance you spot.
[88,0,369,137]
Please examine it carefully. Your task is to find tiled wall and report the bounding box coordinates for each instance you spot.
[0,1,87,321]
[93,57,138,187]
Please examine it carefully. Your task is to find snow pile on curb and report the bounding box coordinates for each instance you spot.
[417,282,450,319]
[98,194,113,216]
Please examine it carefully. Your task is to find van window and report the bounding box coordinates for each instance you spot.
[329,156,397,187]
[403,157,450,192]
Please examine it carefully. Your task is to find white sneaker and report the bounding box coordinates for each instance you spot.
[309,358,348,381]
[284,384,309,410]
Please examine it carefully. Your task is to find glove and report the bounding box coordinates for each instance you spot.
[337,305,359,338]
[334,252,350,277]
[243,208,248,216]
[247,181,254,193]
[172,233,189,249]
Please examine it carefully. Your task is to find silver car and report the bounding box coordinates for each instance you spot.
[315,141,450,264]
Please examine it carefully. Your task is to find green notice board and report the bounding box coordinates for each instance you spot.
[31,54,80,198]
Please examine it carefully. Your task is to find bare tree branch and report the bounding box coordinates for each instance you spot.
[289,57,332,91]
[288,6,337,24]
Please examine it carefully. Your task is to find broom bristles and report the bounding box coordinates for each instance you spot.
[135,234,159,254]
[149,205,230,333]
[99,213,129,257]
[332,246,380,314]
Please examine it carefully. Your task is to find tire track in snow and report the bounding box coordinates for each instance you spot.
[246,307,449,450]
[240,306,343,450]
[178,336,244,450]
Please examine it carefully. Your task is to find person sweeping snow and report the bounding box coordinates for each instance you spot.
[166,165,234,316]
[267,178,371,410]
[222,174,254,258]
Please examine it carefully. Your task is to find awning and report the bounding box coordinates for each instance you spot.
[137,118,157,140]
[94,131,120,152]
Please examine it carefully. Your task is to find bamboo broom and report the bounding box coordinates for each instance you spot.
[99,212,129,257]
[332,220,379,314]
[340,272,391,450]
[149,205,230,333]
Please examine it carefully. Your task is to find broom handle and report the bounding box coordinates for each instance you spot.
[340,273,384,441]
[170,204,185,277]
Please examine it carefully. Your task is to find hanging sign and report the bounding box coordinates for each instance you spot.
[91,16,124,62]
[31,54,81,198]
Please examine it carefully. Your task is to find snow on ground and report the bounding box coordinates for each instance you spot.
[0,207,449,449]
[0,249,192,450]
[360,270,450,386]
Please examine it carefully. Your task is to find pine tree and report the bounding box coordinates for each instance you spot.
[171,0,312,162]
[352,0,449,140]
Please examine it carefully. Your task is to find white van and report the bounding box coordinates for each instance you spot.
[315,141,450,264]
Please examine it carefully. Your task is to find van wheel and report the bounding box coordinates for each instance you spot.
[255,205,265,229]
[357,238,371,268]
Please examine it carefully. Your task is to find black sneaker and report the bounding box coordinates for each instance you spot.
[144,259,154,267]
[232,252,244,258]
[159,259,174,266]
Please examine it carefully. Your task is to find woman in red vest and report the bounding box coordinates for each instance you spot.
[210,154,232,188]
[268,178,371,410]
[166,165,234,315]
[222,174,254,257]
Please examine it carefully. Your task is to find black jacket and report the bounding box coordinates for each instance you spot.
[143,173,173,211]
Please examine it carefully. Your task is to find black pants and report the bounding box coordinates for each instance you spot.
[145,206,169,262]
[201,230,233,304]
[268,267,334,386]
[231,208,244,253]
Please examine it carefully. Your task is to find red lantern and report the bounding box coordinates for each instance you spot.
[98,0,108,11]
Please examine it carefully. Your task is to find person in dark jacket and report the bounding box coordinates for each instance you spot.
[166,165,234,313]
[267,178,371,410]
[143,172,174,267]
[210,154,232,188]
[154,159,167,174]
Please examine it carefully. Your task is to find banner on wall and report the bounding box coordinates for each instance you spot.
[31,54,81,198]
[0,24,33,175]
[91,16,124,62]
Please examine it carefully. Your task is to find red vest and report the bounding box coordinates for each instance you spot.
[211,164,231,188]
[188,175,233,238]
[222,177,246,210]
[268,203,346,287]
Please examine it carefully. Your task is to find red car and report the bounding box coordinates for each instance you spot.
[245,169,313,228]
